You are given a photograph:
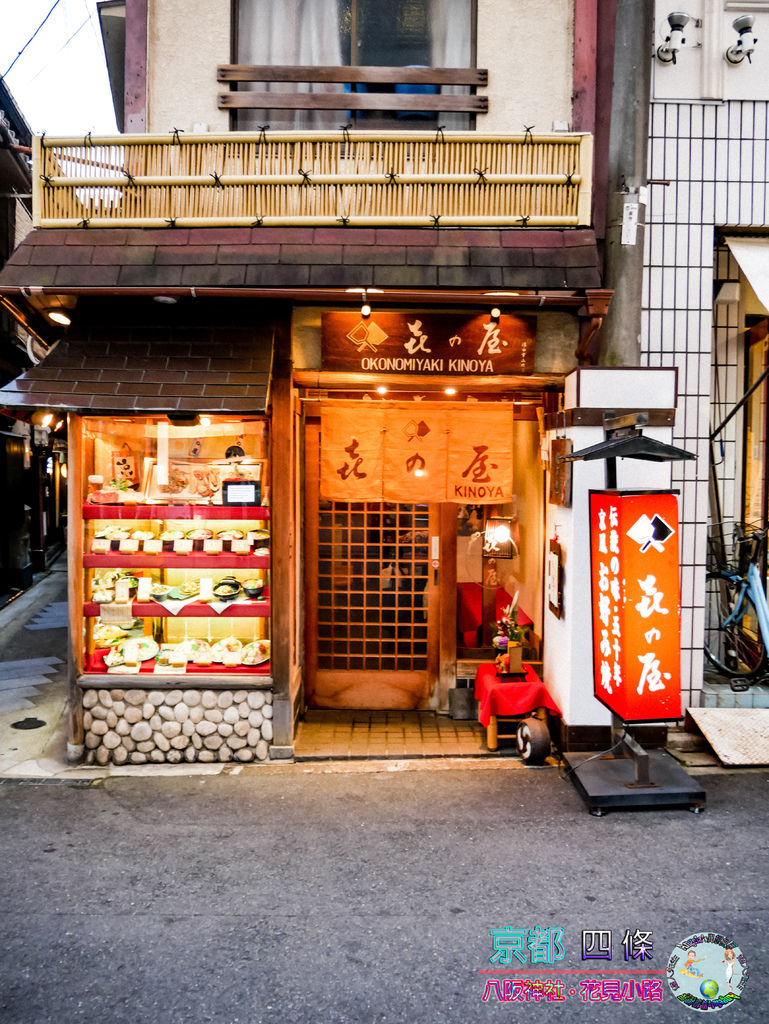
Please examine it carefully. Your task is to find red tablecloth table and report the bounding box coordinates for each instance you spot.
[473,662,561,750]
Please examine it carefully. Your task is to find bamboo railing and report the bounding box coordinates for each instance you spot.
[33,131,593,228]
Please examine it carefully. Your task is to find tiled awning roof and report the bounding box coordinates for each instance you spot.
[0,226,602,292]
[0,298,273,414]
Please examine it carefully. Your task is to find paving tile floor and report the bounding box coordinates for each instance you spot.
[294,710,493,760]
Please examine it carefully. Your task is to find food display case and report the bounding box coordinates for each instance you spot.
[77,415,271,683]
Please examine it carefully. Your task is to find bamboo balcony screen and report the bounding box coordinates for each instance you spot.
[33,131,593,229]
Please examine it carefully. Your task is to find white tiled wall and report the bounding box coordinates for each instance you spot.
[644,100,765,709]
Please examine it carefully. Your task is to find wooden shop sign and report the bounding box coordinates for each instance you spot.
[321,312,536,375]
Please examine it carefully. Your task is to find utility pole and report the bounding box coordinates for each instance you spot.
[599,0,655,366]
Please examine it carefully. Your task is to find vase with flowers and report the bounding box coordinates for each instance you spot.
[492,592,526,674]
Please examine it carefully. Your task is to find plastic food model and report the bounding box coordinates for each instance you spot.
[80,415,270,679]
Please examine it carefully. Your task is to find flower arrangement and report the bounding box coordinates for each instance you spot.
[492,592,525,673]
[491,592,526,648]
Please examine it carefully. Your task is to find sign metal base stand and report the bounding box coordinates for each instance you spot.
[563,725,706,816]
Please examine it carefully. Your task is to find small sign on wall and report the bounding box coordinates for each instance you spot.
[547,539,562,618]
[549,438,573,507]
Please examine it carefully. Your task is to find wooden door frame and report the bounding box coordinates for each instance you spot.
[303,414,456,709]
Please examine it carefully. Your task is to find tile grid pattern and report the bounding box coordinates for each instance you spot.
[644,100,769,709]
[0,227,602,291]
[294,710,489,759]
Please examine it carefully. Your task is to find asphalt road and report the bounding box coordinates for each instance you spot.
[0,764,767,1023]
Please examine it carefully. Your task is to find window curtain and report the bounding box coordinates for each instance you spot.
[430,0,472,130]
[237,0,344,129]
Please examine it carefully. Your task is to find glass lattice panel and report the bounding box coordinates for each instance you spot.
[317,502,429,671]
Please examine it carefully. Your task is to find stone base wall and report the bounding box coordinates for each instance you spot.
[82,688,274,765]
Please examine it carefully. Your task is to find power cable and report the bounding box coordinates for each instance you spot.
[26,15,90,84]
[3,0,64,78]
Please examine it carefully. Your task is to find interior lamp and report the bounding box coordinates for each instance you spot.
[483,517,517,559]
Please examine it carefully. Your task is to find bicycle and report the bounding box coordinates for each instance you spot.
[704,522,769,683]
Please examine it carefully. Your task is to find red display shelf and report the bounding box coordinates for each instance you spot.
[82,503,270,521]
[83,553,270,570]
[86,650,271,675]
[83,598,270,618]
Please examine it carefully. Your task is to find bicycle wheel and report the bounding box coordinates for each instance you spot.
[704,570,768,678]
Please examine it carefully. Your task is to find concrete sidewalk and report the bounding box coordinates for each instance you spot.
[0,562,72,778]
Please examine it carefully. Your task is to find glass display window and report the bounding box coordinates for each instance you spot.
[79,415,270,678]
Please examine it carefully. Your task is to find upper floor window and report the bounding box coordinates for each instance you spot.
[235,0,475,130]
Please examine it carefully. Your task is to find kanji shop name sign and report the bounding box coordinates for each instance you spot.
[321,400,514,503]
[589,491,682,723]
[321,312,536,375]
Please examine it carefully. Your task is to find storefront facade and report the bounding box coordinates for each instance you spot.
[0,215,624,759]
[0,2,696,761]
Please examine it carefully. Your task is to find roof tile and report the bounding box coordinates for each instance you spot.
[281,244,343,265]
[92,246,157,266]
[343,245,405,265]
[56,265,119,286]
[184,264,248,287]
[117,265,183,286]
[155,246,217,265]
[65,229,129,246]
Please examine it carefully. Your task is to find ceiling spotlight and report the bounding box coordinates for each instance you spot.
[47,309,71,326]
[657,11,690,64]
[725,15,757,64]
[490,307,501,323]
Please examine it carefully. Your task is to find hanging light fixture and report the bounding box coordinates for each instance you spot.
[483,516,517,559]
[490,307,501,324]
[361,289,371,319]
[46,309,71,326]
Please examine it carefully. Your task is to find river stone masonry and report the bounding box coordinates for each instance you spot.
[82,688,274,765]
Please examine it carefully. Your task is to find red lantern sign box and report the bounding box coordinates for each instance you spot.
[589,491,682,723]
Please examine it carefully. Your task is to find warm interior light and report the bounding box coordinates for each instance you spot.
[47,310,71,326]
[200,416,212,427]
[41,412,53,428]
[444,387,457,396]
[60,463,68,479]
[483,516,517,559]
[376,386,387,395]
[54,420,64,431]
[492,523,511,544]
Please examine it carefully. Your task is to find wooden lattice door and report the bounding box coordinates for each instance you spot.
[305,422,439,709]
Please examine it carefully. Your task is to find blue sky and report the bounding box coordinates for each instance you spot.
[2,0,117,135]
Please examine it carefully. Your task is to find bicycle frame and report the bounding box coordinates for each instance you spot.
[721,562,769,643]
